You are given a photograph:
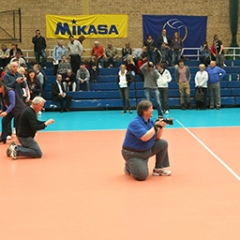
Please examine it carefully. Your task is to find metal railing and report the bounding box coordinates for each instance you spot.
[21,47,240,63]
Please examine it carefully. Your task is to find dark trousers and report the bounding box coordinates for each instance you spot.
[158,87,169,111]
[119,87,131,111]
[34,49,47,68]
[54,95,72,111]
[70,55,81,75]
[195,87,207,109]
[1,113,20,140]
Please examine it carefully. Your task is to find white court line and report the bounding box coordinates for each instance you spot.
[176,119,240,182]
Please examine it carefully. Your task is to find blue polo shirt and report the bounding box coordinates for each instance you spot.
[123,115,156,151]
[206,66,226,84]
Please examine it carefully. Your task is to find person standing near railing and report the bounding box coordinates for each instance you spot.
[213,35,224,69]
[32,30,47,69]
[68,35,84,75]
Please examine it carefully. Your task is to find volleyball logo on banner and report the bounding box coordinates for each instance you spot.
[142,15,207,48]
[46,14,128,39]
[163,19,188,42]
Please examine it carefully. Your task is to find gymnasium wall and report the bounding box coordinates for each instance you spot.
[0,0,237,57]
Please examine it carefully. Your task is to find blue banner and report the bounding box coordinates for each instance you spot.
[142,15,207,48]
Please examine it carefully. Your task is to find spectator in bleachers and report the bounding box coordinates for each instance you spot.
[175,59,191,110]
[1,64,10,81]
[57,55,72,75]
[33,64,44,93]
[171,32,183,66]
[132,46,147,65]
[10,50,26,66]
[124,55,137,77]
[157,42,171,68]
[104,42,118,68]
[157,29,171,49]
[52,40,67,76]
[137,52,148,81]
[210,39,216,61]
[10,43,23,60]
[52,74,72,112]
[91,41,104,68]
[26,69,42,100]
[122,42,132,63]
[206,61,226,110]
[194,64,208,110]
[32,30,47,69]
[88,56,99,82]
[68,35,84,75]
[62,69,77,92]
[144,34,157,64]
[140,61,163,116]
[213,35,224,69]
[117,64,132,114]
[0,44,10,69]
[3,62,26,100]
[156,62,172,114]
[199,41,210,67]
[76,63,90,91]
[18,67,30,105]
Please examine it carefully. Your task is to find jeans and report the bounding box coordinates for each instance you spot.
[119,87,131,111]
[172,49,181,65]
[144,88,163,116]
[35,49,47,68]
[208,81,221,107]
[216,54,224,69]
[77,80,90,91]
[16,137,42,158]
[158,87,169,111]
[122,139,170,181]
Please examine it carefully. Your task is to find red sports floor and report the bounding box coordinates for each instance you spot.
[0,126,240,240]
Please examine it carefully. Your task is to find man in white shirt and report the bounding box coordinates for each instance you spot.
[68,35,84,75]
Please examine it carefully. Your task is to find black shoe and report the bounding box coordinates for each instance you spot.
[187,103,192,109]
[181,104,185,110]
[64,108,70,112]
[60,109,64,113]
[0,139,6,144]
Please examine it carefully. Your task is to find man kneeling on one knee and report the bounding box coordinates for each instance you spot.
[121,100,171,181]
[7,96,54,160]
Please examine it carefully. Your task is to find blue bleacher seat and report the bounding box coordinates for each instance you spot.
[42,62,240,110]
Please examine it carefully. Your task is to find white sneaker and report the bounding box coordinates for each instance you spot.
[6,136,12,140]
[124,167,131,176]
[11,148,17,160]
[38,111,42,115]
[152,168,172,176]
[165,110,169,114]
[6,141,17,157]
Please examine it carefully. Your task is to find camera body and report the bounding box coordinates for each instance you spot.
[156,116,174,125]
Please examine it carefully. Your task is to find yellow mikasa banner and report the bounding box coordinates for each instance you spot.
[46,14,128,39]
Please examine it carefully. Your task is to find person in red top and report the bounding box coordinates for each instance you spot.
[91,41,104,68]
[210,40,216,61]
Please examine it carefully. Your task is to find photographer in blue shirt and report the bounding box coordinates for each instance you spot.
[121,100,171,181]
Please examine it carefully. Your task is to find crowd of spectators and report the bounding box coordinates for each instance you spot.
[0,28,230,115]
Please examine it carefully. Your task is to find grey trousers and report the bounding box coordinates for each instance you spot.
[16,137,42,158]
[121,139,170,181]
[208,81,221,107]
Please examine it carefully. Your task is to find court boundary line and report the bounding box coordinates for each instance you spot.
[176,119,240,182]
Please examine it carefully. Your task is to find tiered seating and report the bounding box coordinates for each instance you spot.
[43,60,240,110]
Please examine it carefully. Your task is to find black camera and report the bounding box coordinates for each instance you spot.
[156,116,174,125]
